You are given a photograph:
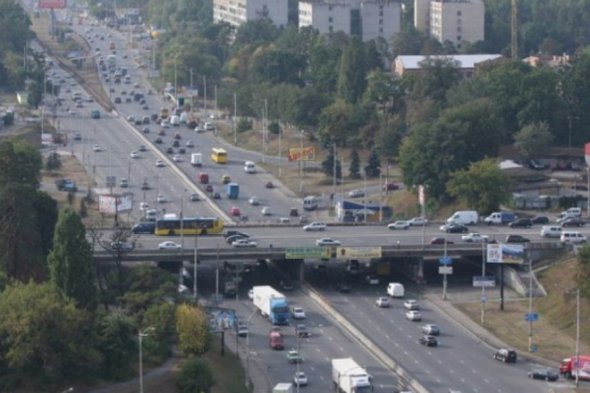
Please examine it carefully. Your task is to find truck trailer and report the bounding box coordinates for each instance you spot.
[484,211,516,225]
[332,358,372,393]
[252,286,289,325]
[560,355,590,380]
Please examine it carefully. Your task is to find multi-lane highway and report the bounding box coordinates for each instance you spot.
[35,13,580,393]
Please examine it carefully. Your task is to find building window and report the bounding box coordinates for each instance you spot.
[329,17,333,23]
[457,26,462,33]
[329,5,332,11]
[379,10,383,16]
[379,19,383,25]
[329,25,333,32]
[379,27,383,33]
[457,35,462,41]
[457,10,462,16]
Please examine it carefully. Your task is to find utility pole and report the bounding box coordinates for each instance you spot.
[576,287,580,387]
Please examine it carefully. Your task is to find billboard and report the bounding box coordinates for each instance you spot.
[205,306,236,332]
[285,247,330,259]
[486,243,524,264]
[98,194,133,214]
[38,0,67,9]
[288,146,315,162]
[336,247,382,259]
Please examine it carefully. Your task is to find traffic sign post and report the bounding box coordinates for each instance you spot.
[439,256,453,300]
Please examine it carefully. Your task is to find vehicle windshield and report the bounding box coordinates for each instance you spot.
[273,305,289,314]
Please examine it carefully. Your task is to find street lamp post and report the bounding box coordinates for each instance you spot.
[138,327,156,393]
[193,234,198,303]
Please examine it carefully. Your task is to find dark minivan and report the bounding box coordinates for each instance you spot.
[131,222,155,234]
[493,348,517,363]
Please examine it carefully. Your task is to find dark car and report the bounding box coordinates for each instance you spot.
[114,96,122,104]
[505,234,530,243]
[430,237,454,245]
[295,324,311,338]
[493,348,517,363]
[280,280,294,291]
[166,147,174,154]
[531,215,549,224]
[173,140,180,148]
[336,282,351,293]
[383,182,400,191]
[223,230,250,239]
[444,223,468,233]
[154,137,163,144]
[179,148,186,154]
[509,218,532,228]
[528,368,558,381]
[142,127,150,134]
[561,217,585,227]
[131,222,155,234]
[419,335,438,347]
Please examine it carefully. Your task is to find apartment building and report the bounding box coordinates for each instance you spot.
[414,0,484,48]
[299,0,402,42]
[213,0,289,28]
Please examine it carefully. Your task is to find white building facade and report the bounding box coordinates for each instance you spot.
[414,0,484,48]
[299,0,402,42]
[213,0,289,28]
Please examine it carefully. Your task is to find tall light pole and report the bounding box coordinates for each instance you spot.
[299,130,305,193]
[363,170,367,223]
[378,168,383,222]
[193,233,198,303]
[139,327,156,393]
[180,189,185,251]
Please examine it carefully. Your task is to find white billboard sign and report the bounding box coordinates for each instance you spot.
[98,194,133,214]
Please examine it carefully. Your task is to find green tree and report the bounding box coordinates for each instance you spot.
[48,208,96,309]
[176,304,210,355]
[405,57,461,104]
[176,356,215,393]
[318,99,355,146]
[142,303,176,361]
[45,152,62,171]
[364,148,381,178]
[577,245,590,297]
[33,190,58,257]
[0,139,42,188]
[94,310,136,380]
[447,158,511,214]
[349,149,360,179]
[0,282,100,384]
[321,150,342,180]
[514,122,554,159]
[119,265,176,316]
[336,37,366,103]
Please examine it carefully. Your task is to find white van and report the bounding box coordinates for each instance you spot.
[446,210,479,225]
[561,231,587,244]
[170,115,180,126]
[303,196,319,211]
[190,153,202,167]
[244,161,256,173]
[387,282,405,298]
[557,207,582,222]
[145,209,158,221]
[540,225,561,238]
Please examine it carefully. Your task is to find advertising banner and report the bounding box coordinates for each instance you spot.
[473,275,496,287]
[288,146,315,162]
[38,0,67,9]
[335,247,382,259]
[98,194,133,214]
[205,307,236,332]
[486,243,524,264]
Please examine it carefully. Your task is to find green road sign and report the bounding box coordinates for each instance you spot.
[285,247,331,259]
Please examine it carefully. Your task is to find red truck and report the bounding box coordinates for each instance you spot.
[268,331,284,350]
[560,355,590,380]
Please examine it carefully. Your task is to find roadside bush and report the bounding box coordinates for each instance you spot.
[45,152,62,171]
[237,118,252,133]
[176,356,214,393]
[176,304,209,355]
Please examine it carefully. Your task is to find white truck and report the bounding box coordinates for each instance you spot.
[332,358,373,393]
[252,286,289,325]
[272,383,293,393]
[191,153,202,167]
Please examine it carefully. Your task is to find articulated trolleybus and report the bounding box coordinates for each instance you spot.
[154,215,224,236]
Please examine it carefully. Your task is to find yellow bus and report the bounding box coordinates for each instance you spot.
[154,216,224,236]
[211,148,228,164]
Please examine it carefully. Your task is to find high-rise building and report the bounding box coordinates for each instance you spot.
[414,0,484,49]
[213,0,289,28]
[299,0,402,42]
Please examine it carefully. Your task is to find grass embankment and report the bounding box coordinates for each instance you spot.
[456,256,590,363]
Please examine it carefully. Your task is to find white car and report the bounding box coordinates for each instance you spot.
[388,220,410,230]
[160,120,170,128]
[376,297,390,307]
[185,140,194,147]
[315,238,341,247]
[157,194,166,203]
[461,233,489,243]
[291,307,306,319]
[155,160,165,167]
[204,122,215,131]
[303,222,326,231]
[139,202,149,211]
[130,151,140,159]
[261,206,272,216]
[194,125,205,133]
[293,371,308,387]
[348,189,365,198]
[408,216,429,226]
[405,310,422,321]
[404,299,420,310]
[232,239,258,248]
[92,144,103,152]
[158,241,181,250]
[248,289,254,300]
[172,154,183,162]
[248,196,260,206]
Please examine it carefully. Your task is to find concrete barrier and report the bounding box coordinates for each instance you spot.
[302,285,431,393]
